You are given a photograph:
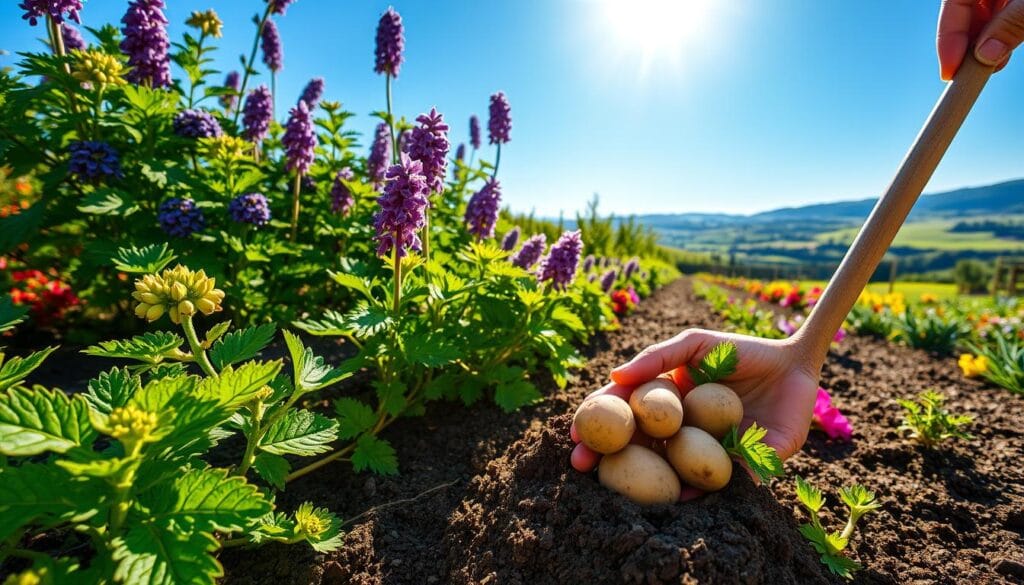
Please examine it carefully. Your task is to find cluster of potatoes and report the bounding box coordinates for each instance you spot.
[573,378,744,504]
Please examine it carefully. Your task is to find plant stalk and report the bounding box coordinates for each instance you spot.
[181,315,219,379]
[290,171,302,241]
[233,4,274,126]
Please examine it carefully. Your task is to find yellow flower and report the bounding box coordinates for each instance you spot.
[186,9,224,38]
[294,502,332,539]
[132,264,225,324]
[919,293,939,304]
[106,405,159,444]
[71,49,127,88]
[199,135,249,164]
[3,570,42,585]
[958,353,989,378]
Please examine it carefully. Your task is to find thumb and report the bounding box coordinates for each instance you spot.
[974,0,1024,66]
[610,329,714,386]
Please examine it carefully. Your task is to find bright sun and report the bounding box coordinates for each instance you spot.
[598,0,718,73]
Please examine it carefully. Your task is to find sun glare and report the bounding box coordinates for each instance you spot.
[597,0,718,73]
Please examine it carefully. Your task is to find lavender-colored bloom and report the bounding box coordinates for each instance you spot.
[330,167,355,215]
[374,7,404,77]
[158,197,205,238]
[220,71,240,110]
[488,91,511,145]
[582,254,595,273]
[367,122,392,188]
[266,0,296,15]
[173,109,223,139]
[538,230,584,290]
[299,77,324,108]
[282,100,316,174]
[61,23,87,51]
[588,274,597,283]
[373,156,429,258]
[510,234,546,270]
[229,193,271,226]
[20,0,82,26]
[455,143,465,162]
[464,179,501,240]
[261,18,283,72]
[68,140,122,181]
[405,107,450,194]
[469,115,481,150]
[121,0,171,88]
[242,85,273,142]
[599,268,618,293]
[623,257,639,279]
[501,226,521,251]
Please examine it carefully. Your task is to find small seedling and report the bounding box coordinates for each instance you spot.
[722,423,784,483]
[794,476,881,579]
[687,340,739,385]
[898,390,973,447]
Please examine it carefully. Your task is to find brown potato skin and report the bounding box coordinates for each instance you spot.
[598,445,681,505]
[573,395,635,454]
[665,426,733,492]
[628,379,684,439]
[682,383,743,439]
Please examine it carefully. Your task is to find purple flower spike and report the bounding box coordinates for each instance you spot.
[331,167,355,215]
[220,71,240,110]
[20,0,82,26]
[623,257,639,279]
[283,100,316,174]
[173,109,223,139]
[374,7,404,77]
[261,19,283,72]
[538,230,584,290]
[373,156,429,258]
[266,0,296,15]
[158,197,205,238]
[455,143,465,162]
[600,268,618,293]
[465,179,502,240]
[488,92,511,145]
[68,140,122,182]
[583,254,595,273]
[501,226,521,252]
[405,107,450,194]
[299,77,324,108]
[229,193,271,226]
[367,122,392,188]
[61,23,87,51]
[469,115,481,150]
[511,234,546,270]
[121,0,171,88]
[243,85,273,142]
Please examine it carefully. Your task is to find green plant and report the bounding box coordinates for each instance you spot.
[967,335,1024,395]
[893,309,964,354]
[897,391,973,446]
[794,476,881,579]
[847,303,898,338]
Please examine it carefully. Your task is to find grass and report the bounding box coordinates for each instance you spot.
[799,280,961,301]
[815,218,1024,252]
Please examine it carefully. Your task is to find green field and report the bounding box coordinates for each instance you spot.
[799,280,961,301]
[815,217,1024,252]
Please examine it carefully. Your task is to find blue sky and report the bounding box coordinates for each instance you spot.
[2,1,1023,216]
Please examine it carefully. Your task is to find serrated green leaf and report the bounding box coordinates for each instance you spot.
[112,525,222,585]
[825,531,849,553]
[798,523,829,555]
[85,367,141,415]
[197,360,282,408]
[0,463,103,541]
[83,332,183,363]
[327,270,375,301]
[0,387,96,455]
[77,189,134,215]
[345,304,393,338]
[147,363,188,380]
[131,375,198,413]
[403,334,461,367]
[334,397,376,440]
[821,553,861,579]
[111,243,177,274]
[687,341,739,385]
[550,305,585,333]
[209,323,276,369]
[258,409,338,456]
[722,422,783,483]
[139,467,273,533]
[373,380,406,416]
[283,330,354,393]
[494,379,543,412]
[0,346,56,392]
[57,456,136,479]
[352,434,398,475]
[292,309,351,336]
[204,321,231,346]
[253,453,290,491]
[293,502,343,552]
[795,476,825,513]
[839,484,881,513]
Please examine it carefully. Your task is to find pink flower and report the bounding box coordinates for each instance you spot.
[833,327,846,344]
[627,286,639,305]
[812,388,852,441]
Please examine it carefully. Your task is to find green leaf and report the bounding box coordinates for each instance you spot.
[85,367,141,415]
[550,305,586,334]
[403,333,461,367]
[0,463,103,541]
[825,531,849,553]
[77,189,135,215]
[57,456,135,479]
[196,360,282,408]
[0,387,96,455]
[0,296,29,334]
[373,380,406,416]
[0,346,56,392]
[327,270,375,301]
[839,484,881,514]
[687,341,739,385]
[494,379,543,412]
[794,476,825,514]
[293,502,344,552]
[334,397,376,440]
[352,434,398,475]
[821,552,861,579]
[203,321,231,346]
[721,423,783,483]
[797,523,829,555]
[139,467,273,533]
[112,525,222,585]
[293,309,350,336]
[258,409,338,456]
[111,243,177,274]
[345,304,394,338]
[209,323,276,369]
[283,330,354,393]
[131,375,199,413]
[253,453,291,491]
[83,332,183,363]
[0,202,44,252]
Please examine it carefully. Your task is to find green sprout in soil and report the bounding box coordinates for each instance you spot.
[898,390,973,447]
[794,476,881,579]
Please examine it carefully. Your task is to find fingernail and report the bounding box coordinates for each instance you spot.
[976,38,1009,65]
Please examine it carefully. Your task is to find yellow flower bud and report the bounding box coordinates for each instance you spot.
[135,303,150,318]
[145,304,165,322]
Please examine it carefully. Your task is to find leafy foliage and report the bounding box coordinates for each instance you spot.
[688,341,739,385]
[794,476,881,579]
[897,390,973,446]
[721,423,783,483]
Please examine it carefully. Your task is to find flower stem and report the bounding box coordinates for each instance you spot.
[181,315,219,379]
[393,239,402,315]
[284,443,356,483]
[492,143,501,180]
[271,72,277,123]
[233,398,265,477]
[233,4,273,126]
[290,172,302,241]
[385,74,397,163]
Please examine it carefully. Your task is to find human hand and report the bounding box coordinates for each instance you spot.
[938,0,1024,80]
[569,329,819,497]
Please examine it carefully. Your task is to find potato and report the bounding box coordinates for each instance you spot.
[598,445,681,505]
[665,426,733,492]
[682,383,743,439]
[628,379,684,439]
[573,394,635,454]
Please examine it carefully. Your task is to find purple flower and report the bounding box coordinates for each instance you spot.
[488,91,511,145]
[464,179,501,240]
[220,71,240,110]
[469,115,481,150]
[583,254,595,273]
[538,230,584,290]
[501,227,521,251]
[330,167,355,215]
[374,7,404,77]
[158,197,205,238]
[455,143,465,162]
[404,108,450,194]
[229,193,271,226]
[511,234,546,270]
[61,23,87,51]
[120,0,171,88]
[20,0,82,26]
[261,18,283,72]
[299,77,324,108]
[282,100,316,174]
[367,122,392,188]
[397,129,410,153]
[68,140,122,181]
[173,109,223,139]
[266,0,296,15]
[599,268,617,293]
[623,257,639,279]
[242,85,273,142]
[373,156,429,258]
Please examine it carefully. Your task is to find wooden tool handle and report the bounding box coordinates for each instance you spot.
[794,54,994,365]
